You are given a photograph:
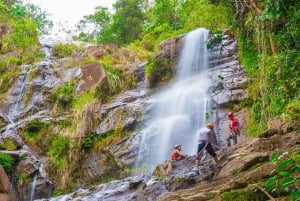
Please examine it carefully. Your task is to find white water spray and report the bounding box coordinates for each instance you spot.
[135,28,211,172]
[30,171,38,201]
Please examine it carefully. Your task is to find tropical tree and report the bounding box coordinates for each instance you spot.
[76,6,112,44]
[24,3,53,34]
[110,0,146,45]
[146,0,186,32]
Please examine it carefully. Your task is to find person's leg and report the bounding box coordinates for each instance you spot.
[206,143,219,164]
[213,155,219,164]
[195,159,199,167]
[194,142,205,174]
[227,134,232,147]
[233,133,237,144]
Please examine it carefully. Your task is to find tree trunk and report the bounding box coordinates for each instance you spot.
[250,0,260,14]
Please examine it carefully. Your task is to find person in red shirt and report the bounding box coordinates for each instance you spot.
[171,145,187,161]
[227,112,240,147]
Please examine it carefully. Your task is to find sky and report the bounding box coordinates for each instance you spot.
[24,0,116,38]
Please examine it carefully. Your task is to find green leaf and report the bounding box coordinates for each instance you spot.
[205,113,209,120]
[270,151,279,163]
[216,34,223,43]
[218,75,224,80]
[279,177,295,190]
[206,43,212,49]
[265,175,278,188]
[289,189,300,200]
[278,159,293,171]
[278,171,290,177]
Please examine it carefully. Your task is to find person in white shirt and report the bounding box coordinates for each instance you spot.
[194,122,219,175]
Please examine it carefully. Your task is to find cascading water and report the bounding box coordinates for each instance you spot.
[7,64,32,121]
[7,37,53,122]
[135,28,211,172]
[5,36,57,200]
[30,171,38,201]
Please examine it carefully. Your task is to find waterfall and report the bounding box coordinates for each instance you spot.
[135,28,211,172]
[5,36,57,200]
[30,171,38,201]
[7,65,32,121]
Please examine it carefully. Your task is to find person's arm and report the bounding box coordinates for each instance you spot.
[178,150,187,158]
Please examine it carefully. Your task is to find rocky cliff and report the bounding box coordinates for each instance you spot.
[1,30,299,201]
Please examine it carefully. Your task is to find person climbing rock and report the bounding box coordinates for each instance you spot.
[226,112,240,147]
[171,144,187,161]
[193,123,219,175]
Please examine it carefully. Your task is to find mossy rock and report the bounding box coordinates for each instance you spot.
[221,188,266,201]
[145,56,174,88]
[2,138,18,151]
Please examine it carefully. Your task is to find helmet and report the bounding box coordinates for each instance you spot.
[174,144,181,149]
[227,112,234,117]
[206,122,214,129]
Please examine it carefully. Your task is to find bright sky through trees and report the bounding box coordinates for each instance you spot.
[25,0,116,38]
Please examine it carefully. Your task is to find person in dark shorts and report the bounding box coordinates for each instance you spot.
[194,122,219,174]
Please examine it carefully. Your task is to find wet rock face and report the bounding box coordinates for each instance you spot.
[206,35,249,147]
[80,152,119,182]
[95,88,149,134]
[93,86,150,168]
[14,147,53,201]
[153,156,219,192]
[36,175,168,201]
[0,126,53,201]
[208,35,249,106]
[106,133,141,167]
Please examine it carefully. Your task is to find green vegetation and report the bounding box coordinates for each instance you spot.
[95,55,137,102]
[75,0,232,47]
[21,118,49,152]
[82,134,94,150]
[0,1,46,98]
[265,150,300,200]
[52,43,83,58]
[23,3,53,34]
[50,82,76,110]
[231,0,300,135]
[25,118,47,134]
[75,0,233,93]
[90,126,132,152]
[2,138,17,151]
[47,135,70,168]
[221,188,265,201]
[145,56,174,88]
[16,172,31,186]
[20,118,74,187]
[72,91,94,111]
[0,152,14,172]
